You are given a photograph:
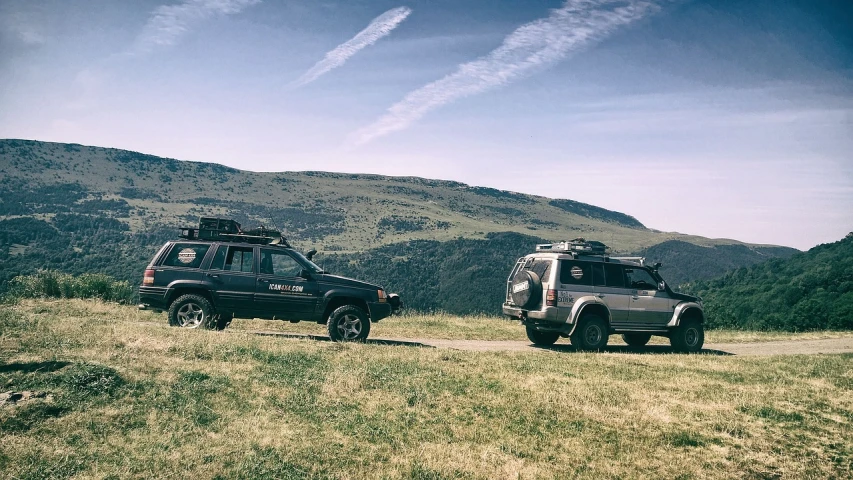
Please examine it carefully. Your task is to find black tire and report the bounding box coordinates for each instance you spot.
[622,333,652,347]
[209,312,233,331]
[168,294,213,329]
[327,305,371,342]
[510,270,542,309]
[570,314,609,351]
[670,319,704,353]
[526,325,560,346]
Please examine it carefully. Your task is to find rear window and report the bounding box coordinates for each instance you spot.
[162,243,211,269]
[523,259,552,282]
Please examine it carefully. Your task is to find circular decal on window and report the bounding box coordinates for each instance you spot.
[177,248,197,264]
[570,266,584,280]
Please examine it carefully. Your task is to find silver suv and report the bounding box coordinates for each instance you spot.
[502,239,705,352]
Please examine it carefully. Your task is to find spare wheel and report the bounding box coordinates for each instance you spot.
[511,270,542,309]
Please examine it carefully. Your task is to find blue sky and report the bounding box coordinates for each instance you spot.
[1,0,851,250]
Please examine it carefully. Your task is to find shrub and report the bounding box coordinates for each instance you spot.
[5,271,134,304]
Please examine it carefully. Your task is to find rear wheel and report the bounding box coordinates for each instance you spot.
[622,333,652,347]
[670,319,704,353]
[168,294,213,329]
[526,325,560,346]
[570,314,609,351]
[327,305,371,341]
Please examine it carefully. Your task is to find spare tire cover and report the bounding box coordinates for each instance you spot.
[510,270,542,309]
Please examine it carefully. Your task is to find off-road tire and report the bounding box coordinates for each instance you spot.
[622,333,652,347]
[570,314,609,351]
[327,305,371,342]
[670,319,704,353]
[526,325,560,346]
[168,294,213,329]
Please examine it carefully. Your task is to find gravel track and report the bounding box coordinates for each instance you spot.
[251,332,853,356]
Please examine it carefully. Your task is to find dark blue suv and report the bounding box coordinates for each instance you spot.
[139,222,400,341]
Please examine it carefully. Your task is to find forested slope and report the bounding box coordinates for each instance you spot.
[685,233,853,330]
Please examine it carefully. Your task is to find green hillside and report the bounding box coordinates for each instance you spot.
[685,233,853,331]
[0,139,798,313]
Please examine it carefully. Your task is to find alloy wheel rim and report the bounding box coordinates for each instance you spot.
[336,314,362,340]
[685,328,698,347]
[177,303,204,328]
[585,325,602,345]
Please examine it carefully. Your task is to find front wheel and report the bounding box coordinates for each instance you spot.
[327,305,371,341]
[670,319,704,353]
[168,294,213,329]
[570,315,609,351]
[526,325,560,346]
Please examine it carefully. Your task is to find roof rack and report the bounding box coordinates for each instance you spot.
[536,238,608,255]
[179,217,291,247]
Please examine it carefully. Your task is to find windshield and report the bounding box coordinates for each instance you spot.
[291,250,325,274]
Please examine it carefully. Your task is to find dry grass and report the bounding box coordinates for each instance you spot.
[1,299,851,479]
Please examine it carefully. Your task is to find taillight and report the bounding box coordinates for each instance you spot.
[546,289,557,307]
[143,269,155,285]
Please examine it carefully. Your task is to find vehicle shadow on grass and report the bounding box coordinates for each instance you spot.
[0,360,72,374]
[533,344,733,356]
[249,331,434,348]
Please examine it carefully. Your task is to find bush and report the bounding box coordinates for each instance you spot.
[5,271,134,304]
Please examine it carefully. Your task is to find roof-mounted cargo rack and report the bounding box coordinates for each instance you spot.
[536,238,608,255]
[179,217,291,247]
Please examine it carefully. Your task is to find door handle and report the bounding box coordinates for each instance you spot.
[206,274,220,279]
[257,278,269,283]
[596,294,605,298]
[632,296,639,300]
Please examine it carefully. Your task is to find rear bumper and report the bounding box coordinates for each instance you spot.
[138,286,169,310]
[502,304,559,321]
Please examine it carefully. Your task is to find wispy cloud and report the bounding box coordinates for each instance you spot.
[0,3,48,46]
[350,0,661,145]
[130,0,261,55]
[290,6,412,88]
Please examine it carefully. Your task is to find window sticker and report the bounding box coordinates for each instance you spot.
[571,266,584,280]
[177,248,197,264]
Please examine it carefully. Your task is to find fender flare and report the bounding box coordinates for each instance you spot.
[567,296,611,336]
[667,302,704,327]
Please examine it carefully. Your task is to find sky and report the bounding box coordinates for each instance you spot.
[1,0,851,250]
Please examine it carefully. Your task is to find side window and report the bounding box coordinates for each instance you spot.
[210,246,254,273]
[559,260,592,286]
[604,264,626,288]
[162,243,210,269]
[591,263,605,287]
[260,250,303,277]
[626,268,658,290]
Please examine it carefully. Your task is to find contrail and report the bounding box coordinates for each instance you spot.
[350,0,660,145]
[290,6,412,88]
[131,0,261,55]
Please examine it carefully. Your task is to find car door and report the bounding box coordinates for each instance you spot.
[206,244,257,316]
[254,248,320,318]
[592,263,632,327]
[625,267,673,327]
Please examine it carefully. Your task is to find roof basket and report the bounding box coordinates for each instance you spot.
[180,217,290,246]
[536,238,608,255]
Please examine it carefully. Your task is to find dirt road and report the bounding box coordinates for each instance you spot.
[252,332,853,356]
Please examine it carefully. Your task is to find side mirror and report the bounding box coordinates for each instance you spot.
[658,281,666,291]
[300,269,312,279]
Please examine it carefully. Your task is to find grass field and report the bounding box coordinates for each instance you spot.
[1,299,852,479]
